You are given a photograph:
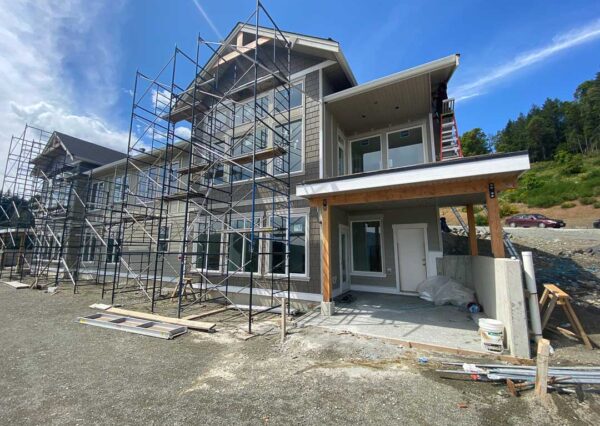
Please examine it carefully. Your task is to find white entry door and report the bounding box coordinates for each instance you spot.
[339,225,350,292]
[393,224,428,293]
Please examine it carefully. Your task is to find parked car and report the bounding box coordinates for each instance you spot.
[593,219,600,229]
[505,214,566,228]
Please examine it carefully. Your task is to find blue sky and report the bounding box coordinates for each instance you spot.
[1,0,599,166]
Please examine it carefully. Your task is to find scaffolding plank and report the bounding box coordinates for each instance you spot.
[177,163,210,176]
[2,281,29,290]
[162,191,206,202]
[224,146,286,166]
[106,307,216,332]
[79,313,187,339]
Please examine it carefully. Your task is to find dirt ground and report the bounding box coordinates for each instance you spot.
[442,203,599,229]
[1,285,599,425]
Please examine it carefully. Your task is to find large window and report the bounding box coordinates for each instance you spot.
[351,220,383,274]
[82,232,97,262]
[351,136,381,174]
[234,96,268,125]
[195,221,222,272]
[387,127,424,168]
[274,83,303,113]
[274,120,302,174]
[269,215,307,276]
[158,226,169,252]
[228,217,260,273]
[231,128,268,182]
[89,182,105,209]
[113,176,124,203]
[106,238,121,263]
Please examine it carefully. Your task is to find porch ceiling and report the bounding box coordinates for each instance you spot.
[324,54,459,134]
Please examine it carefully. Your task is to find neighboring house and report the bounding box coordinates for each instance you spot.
[20,131,125,284]
[6,23,531,356]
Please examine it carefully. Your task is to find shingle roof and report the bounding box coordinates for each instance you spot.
[55,132,127,166]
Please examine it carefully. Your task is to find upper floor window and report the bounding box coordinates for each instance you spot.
[274,120,303,174]
[113,176,124,203]
[351,136,381,174]
[234,95,268,125]
[387,127,424,168]
[274,82,303,113]
[231,128,268,182]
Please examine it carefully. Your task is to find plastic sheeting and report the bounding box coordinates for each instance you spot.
[417,275,475,307]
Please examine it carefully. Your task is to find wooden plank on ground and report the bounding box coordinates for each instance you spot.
[106,307,216,332]
[2,281,29,289]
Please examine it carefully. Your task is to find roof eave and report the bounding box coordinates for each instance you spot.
[323,54,460,104]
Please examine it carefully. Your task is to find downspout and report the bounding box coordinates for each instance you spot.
[522,251,543,343]
[318,68,324,179]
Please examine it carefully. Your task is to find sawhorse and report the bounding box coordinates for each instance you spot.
[539,283,593,349]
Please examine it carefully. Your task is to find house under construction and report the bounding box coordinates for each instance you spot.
[0,2,537,357]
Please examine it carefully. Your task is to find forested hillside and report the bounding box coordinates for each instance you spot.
[460,71,600,210]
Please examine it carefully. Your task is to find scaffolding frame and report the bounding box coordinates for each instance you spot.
[107,1,293,332]
[0,125,89,289]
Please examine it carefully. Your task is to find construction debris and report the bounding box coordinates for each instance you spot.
[438,361,600,398]
[79,313,187,339]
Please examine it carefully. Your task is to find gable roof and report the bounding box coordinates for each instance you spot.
[212,22,357,86]
[53,132,127,167]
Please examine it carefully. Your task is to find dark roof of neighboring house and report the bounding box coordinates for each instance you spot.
[54,132,127,166]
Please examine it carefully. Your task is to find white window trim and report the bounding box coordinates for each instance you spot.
[337,128,346,176]
[158,225,170,253]
[349,134,383,175]
[349,215,386,278]
[265,210,310,279]
[105,237,121,265]
[385,124,427,169]
[113,175,124,203]
[226,215,262,276]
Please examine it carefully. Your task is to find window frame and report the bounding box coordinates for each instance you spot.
[157,225,170,253]
[192,220,224,274]
[226,215,262,275]
[349,215,386,277]
[266,210,310,279]
[337,128,346,176]
[385,124,427,169]
[349,134,383,175]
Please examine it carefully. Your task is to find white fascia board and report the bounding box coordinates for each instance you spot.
[323,54,459,103]
[296,154,530,198]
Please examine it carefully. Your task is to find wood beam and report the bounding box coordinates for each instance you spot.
[485,183,506,258]
[309,176,518,208]
[212,37,270,68]
[466,204,478,256]
[321,200,332,303]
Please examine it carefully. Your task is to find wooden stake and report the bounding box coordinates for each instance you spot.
[281,298,287,344]
[534,338,550,400]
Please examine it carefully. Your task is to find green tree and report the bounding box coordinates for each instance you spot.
[460,128,491,156]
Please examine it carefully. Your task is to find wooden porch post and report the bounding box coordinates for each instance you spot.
[321,199,332,303]
[485,183,505,258]
[466,204,478,256]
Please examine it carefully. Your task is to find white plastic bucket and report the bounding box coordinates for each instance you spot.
[478,318,505,353]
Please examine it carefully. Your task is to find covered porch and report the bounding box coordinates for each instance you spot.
[296,151,532,358]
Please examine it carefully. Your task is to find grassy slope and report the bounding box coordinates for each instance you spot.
[502,153,600,208]
[441,153,600,228]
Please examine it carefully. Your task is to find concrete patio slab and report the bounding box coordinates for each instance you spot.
[298,291,485,354]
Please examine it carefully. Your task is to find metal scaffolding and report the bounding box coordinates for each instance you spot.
[108,1,293,332]
[0,125,87,288]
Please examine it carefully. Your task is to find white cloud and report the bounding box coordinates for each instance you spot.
[453,18,600,102]
[175,126,192,141]
[0,0,129,175]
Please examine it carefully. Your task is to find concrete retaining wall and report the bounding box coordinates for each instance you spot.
[440,255,531,358]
